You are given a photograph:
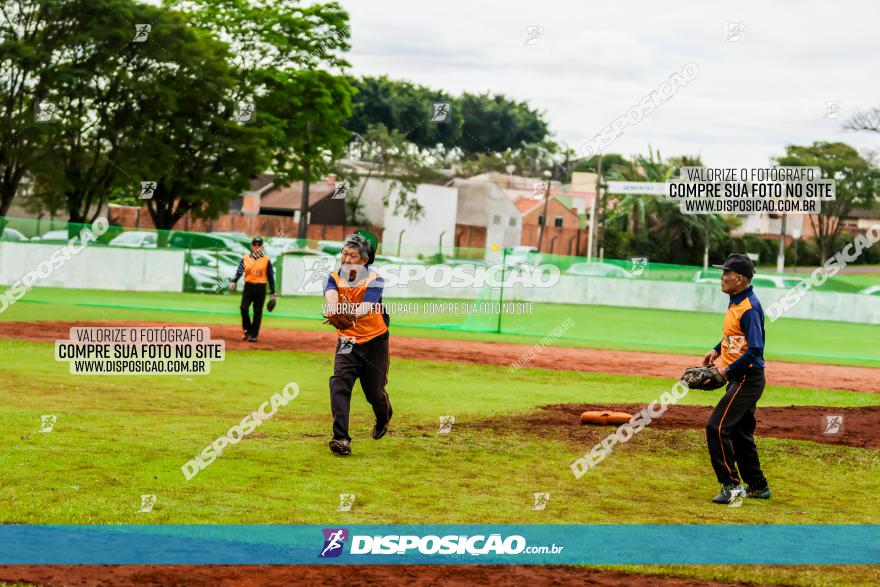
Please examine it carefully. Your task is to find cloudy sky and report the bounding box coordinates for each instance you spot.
[335,0,879,168]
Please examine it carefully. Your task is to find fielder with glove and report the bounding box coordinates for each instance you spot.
[322,231,392,456]
[698,254,771,504]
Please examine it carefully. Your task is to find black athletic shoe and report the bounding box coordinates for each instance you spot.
[372,422,388,440]
[247,335,258,342]
[746,484,772,499]
[242,331,249,341]
[329,439,351,455]
[712,483,745,504]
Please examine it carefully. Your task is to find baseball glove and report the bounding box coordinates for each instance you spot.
[323,313,356,330]
[680,366,725,390]
[267,297,276,312]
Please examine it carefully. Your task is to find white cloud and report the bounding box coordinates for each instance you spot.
[336,0,879,167]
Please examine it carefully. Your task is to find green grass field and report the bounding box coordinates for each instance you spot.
[2,286,879,585]
[3,286,880,366]
[2,338,878,525]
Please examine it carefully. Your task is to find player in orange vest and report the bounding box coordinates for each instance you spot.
[323,232,391,456]
[230,236,276,342]
[702,254,770,504]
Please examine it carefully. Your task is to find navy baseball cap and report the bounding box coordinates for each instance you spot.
[713,253,755,279]
[251,236,263,245]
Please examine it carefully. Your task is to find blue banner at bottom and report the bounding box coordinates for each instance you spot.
[0,525,876,565]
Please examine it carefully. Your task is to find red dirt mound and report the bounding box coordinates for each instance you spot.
[485,404,880,449]
[0,564,771,587]
[1,321,878,394]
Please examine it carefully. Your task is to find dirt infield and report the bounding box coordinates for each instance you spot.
[0,565,770,586]
[475,404,880,449]
[1,321,878,393]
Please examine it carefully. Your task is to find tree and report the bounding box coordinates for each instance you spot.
[27,0,168,227]
[604,149,727,264]
[0,0,83,225]
[347,76,550,154]
[25,1,270,238]
[845,106,880,135]
[776,142,880,262]
[339,123,440,225]
[348,75,461,150]
[176,0,355,239]
[263,70,354,238]
[464,140,567,179]
[456,92,549,154]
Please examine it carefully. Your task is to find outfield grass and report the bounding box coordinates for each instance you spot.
[1,339,878,528]
[2,287,880,367]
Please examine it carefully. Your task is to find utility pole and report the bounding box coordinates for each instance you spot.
[776,214,787,273]
[298,122,313,243]
[536,169,552,252]
[591,154,604,260]
[703,217,710,271]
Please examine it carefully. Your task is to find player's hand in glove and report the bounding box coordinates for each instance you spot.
[324,313,356,330]
[267,294,277,312]
[680,365,726,390]
[703,348,719,366]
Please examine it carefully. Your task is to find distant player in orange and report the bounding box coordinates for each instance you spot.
[230,236,276,342]
[703,254,770,504]
[322,232,391,456]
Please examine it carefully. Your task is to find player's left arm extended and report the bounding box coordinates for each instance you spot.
[724,308,764,378]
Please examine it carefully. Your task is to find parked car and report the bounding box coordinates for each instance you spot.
[318,240,344,255]
[109,231,158,248]
[750,275,804,289]
[693,270,801,289]
[209,231,252,248]
[184,250,239,292]
[566,262,630,278]
[373,254,425,265]
[1,227,27,241]
[503,246,540,269]
[692,269,723,284]
[169,231,248,255]
[444,258,489,268]
[858,285,880,296]
[31,229,75,244]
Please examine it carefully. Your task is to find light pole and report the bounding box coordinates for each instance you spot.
[776,214,787,274]
[536,169,552,252]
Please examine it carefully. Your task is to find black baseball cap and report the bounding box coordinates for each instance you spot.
[251,236,263,245]
[713,253,754,279]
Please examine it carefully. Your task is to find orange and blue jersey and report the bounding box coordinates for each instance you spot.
[714,285,765,378]
[233,252,275,293]
[324,265,389,344]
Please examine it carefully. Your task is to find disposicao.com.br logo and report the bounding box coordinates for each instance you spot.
[318,529,563,557]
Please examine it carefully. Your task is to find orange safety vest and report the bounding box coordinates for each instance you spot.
[329,269,387,344]
[243,254,269,284]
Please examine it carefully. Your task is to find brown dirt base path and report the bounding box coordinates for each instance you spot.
[476,404,880,449]
[1,321,878,393]
[0,565,771,586]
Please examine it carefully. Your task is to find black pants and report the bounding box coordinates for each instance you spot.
[240,282,267,337]
[705,367,768,487]
[329,331,392,442]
